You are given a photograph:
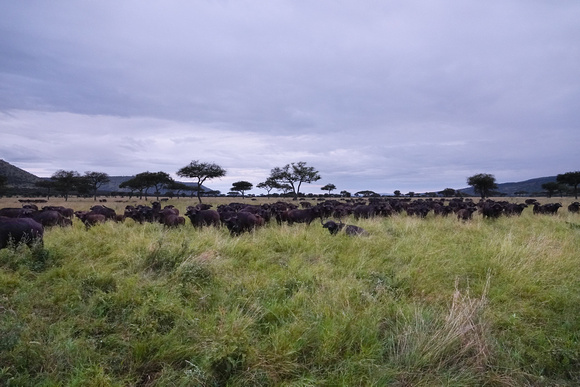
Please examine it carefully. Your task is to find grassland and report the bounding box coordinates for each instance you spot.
[1,196,579,386]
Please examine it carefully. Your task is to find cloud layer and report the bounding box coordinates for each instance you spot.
[1,1,579,194]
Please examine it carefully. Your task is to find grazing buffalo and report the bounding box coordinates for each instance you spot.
[0,217,44,249]
[322,220,369,236]
[568,202,580,213]
[162,214,185,227]
[185,207,220,228]
[89,205,117,220]
[75,211,106,228]
[42,206,74,219]
[224,212,264,235]
[285,207,321,225]
[30,210,68,227]
[457,207,477,221]
[0,208,33,218]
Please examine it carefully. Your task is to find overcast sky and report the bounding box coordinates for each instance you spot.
[1,1,579,194]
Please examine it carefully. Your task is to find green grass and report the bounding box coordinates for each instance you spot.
[0,197,579,385]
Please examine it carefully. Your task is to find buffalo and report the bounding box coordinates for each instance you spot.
[0,217,44,249]
[285,207,322,225]
[457,207,477,221]
[75,211,106,228]
[322,220,369,236]
[224,212,264,235]
[30,210,68,227]
[185,206,220,228]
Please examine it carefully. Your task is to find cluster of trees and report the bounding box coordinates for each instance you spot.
[541,172,580,199]
[467,171,580,199]
[2,161,579,201]
[32,171,112,201]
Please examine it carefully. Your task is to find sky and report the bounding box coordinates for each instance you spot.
[1,1,579,195]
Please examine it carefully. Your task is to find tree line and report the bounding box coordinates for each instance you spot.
[1,163,579,201]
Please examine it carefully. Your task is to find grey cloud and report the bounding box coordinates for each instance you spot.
[1,1,579,194]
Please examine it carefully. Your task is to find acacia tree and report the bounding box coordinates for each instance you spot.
[557,171,580,199]
[541,182,560,198]
[51,170,81,201]
[439,188,457,197]
[35,180,55,200]
[143,171,174,201]
[467,173,498,199]
[231,181,253,199]
[177,160,226,203]
[269,161,321,199]
[119,175,148,199]
[84,171,110,201]
[257,177,280,199]
[321,183,337,195]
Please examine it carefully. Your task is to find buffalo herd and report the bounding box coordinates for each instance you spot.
[0,197,576,249]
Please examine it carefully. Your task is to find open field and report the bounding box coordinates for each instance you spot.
[1,196,579,385]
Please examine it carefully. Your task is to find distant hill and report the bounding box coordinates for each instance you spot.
[0,159,42,188]
[458,176,558,196]
[0,160,212,194]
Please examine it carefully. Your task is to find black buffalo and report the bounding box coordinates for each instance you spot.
[0,217,44,249]
[322,220,369,236]
[224,212,265,235]
[285,207,321,225]
[185,207,220,228]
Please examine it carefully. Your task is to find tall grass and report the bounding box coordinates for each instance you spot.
[0,197,579,385]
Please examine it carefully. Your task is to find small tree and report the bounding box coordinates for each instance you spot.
[51,170,81,201]
[84,171,110,201]
[257,177,280,199]
[139,171,173,201]
[269,161,321,199]
[119,175,148,199]
[35,180,55,200]
[467,173,498,199]
[340,190,351,198]
[355,190,378,197]
[393,190,401,197]
[321,183,337,195]
[439,188,456,197]
[177,160,226,203]
[557,171,580,199]
[541,182,560,198]
[231,181,253,199]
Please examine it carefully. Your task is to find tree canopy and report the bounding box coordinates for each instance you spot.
[268,161,321,199]
[84,171,110,201]
[541,182,561,198]
[177,161,226,203]
[231,181,253,199]
[557,171,580,199]
[321,183,336,195]
[51,170,81,201]
[467,173,498,199]
[257,177,281,199]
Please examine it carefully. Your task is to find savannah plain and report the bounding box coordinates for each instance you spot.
[1,195,579,386]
